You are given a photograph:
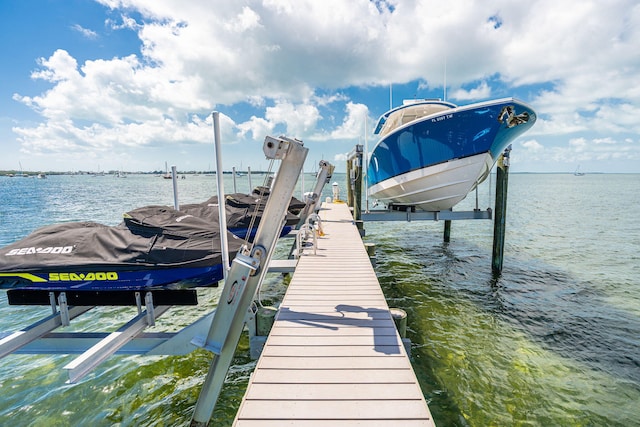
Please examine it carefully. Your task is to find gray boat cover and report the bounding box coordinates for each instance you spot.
[0,206,243,273]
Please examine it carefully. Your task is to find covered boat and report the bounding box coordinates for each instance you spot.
[367,97,536,211]
[180,191,305,240]
[0,206,244,291]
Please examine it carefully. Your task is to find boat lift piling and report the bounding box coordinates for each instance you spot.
[443,220,452,243]
[491,145,511,275]
[346,145,363,222]
[346,145,365,238]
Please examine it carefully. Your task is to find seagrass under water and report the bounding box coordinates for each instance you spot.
[0,172,638,426]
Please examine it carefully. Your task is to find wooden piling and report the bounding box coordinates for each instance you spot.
[443,220,452,243]
[390,308,407,338]
[256,306,277,336]
[492,147,511,274]
[347,145,363,221]
[346,154,354,208]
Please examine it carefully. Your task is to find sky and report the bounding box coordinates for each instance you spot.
[1,0,639,174]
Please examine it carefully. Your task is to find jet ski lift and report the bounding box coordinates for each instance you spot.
[0,132,315,427]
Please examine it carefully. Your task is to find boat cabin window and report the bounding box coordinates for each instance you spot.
[378,103,453,138]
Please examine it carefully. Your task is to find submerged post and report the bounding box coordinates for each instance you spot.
[443,220,452,243]
[492,145,511,274]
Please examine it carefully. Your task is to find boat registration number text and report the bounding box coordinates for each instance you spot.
[432,114,453,122]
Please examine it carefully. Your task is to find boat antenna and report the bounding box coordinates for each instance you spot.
[443,57,447,102]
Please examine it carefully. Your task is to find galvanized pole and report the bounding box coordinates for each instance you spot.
[212,112,230,280]
[492,146,511,274]
[232,167,237,193]
[171,165,179,210]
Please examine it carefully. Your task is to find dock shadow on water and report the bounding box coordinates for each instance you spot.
[493,261,640,386]
[370,225,640,427]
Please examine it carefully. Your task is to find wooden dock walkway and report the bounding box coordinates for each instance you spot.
[234,202,435,426]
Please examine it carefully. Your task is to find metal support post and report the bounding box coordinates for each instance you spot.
[296,160,334,227]
[171,165,179,210]
[492,145,511,275]
[212,112,231,280]
[0,305,92,358]
[58,292,70,327]
[190,135,308,427]
[289,161,333,259]
[232,167,237,193]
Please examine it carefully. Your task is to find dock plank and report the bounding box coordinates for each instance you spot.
[233,202,435,426]
[238,400,430,420]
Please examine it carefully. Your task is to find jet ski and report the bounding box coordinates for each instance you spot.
[0,205,244,291]
[180,191,305,240]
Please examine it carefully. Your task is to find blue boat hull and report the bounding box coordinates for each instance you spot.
[367,98,536,211]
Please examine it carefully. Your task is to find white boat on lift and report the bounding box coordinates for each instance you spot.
[367,97,536,211]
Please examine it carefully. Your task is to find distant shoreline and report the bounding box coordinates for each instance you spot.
[0,170,274,177]
[1,170,633,177]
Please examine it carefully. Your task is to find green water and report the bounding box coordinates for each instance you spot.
[1,173,639,426]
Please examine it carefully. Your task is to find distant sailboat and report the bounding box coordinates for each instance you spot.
[574,165,585,176]
[163,162,172,179]
[18,162,29,178]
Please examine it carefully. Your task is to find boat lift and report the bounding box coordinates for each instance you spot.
[346,143,512,274]
[0,134,328,426]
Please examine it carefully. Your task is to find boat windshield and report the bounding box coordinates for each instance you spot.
[377,102,453,138]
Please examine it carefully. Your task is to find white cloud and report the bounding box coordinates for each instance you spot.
[237,116,274,141]
[71,24,98,39]
[264,101,321,138]
[224,6,262,33]
[333,152,349,162]
[328,102,369,140]
[450,81,491,101]
[7,0,640,172]
[521,139,544,153]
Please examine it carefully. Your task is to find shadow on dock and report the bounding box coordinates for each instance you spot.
[276,305,402,355]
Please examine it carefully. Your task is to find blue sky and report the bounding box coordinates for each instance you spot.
[1,0,639,173]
